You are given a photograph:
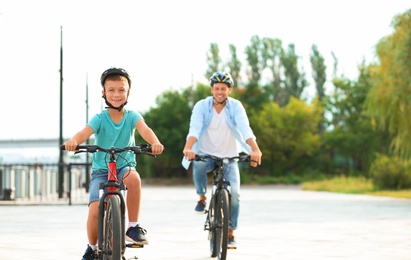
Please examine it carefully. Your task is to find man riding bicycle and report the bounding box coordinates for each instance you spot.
[182,71,262,248]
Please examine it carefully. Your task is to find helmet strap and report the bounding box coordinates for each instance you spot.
[102,95,128,111]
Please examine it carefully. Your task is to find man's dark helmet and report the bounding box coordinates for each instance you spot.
[210,72,233,87]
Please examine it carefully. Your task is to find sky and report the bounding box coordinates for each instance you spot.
[1,0,410,142]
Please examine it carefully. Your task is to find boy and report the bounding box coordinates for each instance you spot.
[64,67,164,260]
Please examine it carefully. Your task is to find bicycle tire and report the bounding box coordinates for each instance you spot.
[103,196,123,260]
[211,189,229,260]
[208,195,217,257]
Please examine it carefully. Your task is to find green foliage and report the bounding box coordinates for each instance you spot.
[249,97,322,176]
[369,154,411,190]
[135,88,192,177]
[244,35,264,83]
[302,176,375,194]
[261,37,283,103]
[226,44,242,88]
[323,66,387,174]
[232,81,269,112]
[310,44,327,101]
[205,43,222,78]
[366,9,411,157]
[131,12,410,184]
[281,44,309,104]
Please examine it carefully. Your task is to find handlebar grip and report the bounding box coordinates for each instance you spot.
[60,144,85,150]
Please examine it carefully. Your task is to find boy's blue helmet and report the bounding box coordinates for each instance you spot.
[210,72,233,87]
[100,67,132,88]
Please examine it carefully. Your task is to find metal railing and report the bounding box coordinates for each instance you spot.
[0,162,91,205]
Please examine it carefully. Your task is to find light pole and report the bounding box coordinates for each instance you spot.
[58,26,64,198]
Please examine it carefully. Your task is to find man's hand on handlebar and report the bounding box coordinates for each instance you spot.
[183,148,196,161]
[249,150,262,168]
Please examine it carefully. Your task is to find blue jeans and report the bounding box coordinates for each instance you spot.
[89,166,133,204]
[193,159,240,230]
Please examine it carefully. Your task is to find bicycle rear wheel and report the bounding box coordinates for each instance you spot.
[210,189,229,260]
[103,196,123,260]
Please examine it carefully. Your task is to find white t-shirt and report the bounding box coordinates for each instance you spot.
[198,107,238,157]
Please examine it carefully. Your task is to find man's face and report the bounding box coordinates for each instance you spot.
[211,83,231,103]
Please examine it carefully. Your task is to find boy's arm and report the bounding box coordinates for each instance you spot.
[135,120,164,154]
[64,126,94,151]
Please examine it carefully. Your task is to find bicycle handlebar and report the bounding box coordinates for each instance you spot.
[193,154,251,163]
[60,143,156,156]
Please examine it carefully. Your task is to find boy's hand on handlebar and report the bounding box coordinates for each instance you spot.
[250,150,262,167]
[64,140,78,152]
[150,142,164,155]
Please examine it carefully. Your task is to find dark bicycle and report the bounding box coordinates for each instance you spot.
[61,144,157,260]
[193,154,251,260]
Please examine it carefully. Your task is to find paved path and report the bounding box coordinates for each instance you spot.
[1,185,411,260]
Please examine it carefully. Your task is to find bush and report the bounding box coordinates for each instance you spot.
[302,176,374,193]
[369,154,411,190]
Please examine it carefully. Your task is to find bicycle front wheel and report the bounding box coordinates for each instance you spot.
[208,194,217,257]
[210,189,229,260]
[103,196,123,260]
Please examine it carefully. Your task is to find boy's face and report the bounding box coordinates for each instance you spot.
[211,83,231,103]
[102,79,130,108]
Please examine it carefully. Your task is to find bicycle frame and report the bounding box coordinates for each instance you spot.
[61,144,155,260]
[97,153,128,258]
[194,154,250,260]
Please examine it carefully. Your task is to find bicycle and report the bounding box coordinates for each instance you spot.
[193,154,251,260]
[61,143,158,260]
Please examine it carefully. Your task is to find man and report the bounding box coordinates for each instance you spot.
[182,71,262,247]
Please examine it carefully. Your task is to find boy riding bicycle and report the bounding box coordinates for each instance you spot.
[64,67,164,260]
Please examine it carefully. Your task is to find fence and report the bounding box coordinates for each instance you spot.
[0,163,91,205]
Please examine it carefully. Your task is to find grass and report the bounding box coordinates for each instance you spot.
[302,176,411,199]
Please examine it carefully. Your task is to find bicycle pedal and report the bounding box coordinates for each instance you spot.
[227,245,237,250]
[126,243,144,248]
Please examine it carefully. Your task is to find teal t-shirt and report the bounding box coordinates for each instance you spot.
[87,109,143,172]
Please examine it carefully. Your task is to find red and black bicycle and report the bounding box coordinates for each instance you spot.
[61,143,157,260]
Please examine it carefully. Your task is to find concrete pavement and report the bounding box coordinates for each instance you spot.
[0,185,410,259]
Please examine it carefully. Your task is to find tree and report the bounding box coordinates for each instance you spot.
[324,65,388,174]
[366,9,411,157]
[249,97,323,176]
[280,44,309,106]
[244,35,264,84]
[261,37,284,104]
[310,44,327,101]
[310,44,327,133]
[135,88,192,177]
[136,84,211,178]
[205,43,222,79]
[226,44,242,88]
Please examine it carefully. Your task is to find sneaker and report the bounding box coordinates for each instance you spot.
[126,225,149,245]
[195,200,206,214]
[81,245,96,260]
[228,235,237,249]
